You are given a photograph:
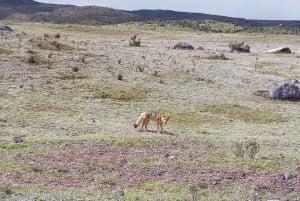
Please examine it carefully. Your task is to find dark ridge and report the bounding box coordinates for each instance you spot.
[0,0,40,7]
[0,0,299,27]
[127,9,300,27]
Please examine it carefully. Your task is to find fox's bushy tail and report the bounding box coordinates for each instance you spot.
[133,114,143,128]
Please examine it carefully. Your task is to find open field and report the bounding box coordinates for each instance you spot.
[0,21,300,201]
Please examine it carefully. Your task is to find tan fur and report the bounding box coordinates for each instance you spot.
[133,112,170,133]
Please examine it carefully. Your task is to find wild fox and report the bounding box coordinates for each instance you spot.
[133,112,170,133]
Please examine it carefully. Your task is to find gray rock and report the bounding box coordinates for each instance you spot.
[174,42,194,50]
[13,136,23,143]
[269,80,300,100]
[115,188,124,197]
[0,23,13,32]
[283,172,294,180]
[229,41,250,53]
[264,47,291,54]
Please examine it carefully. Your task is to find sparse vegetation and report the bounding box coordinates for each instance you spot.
[23,54,54,67]
[231,139,260,159]
[129,35,141,47]
[201,104,287,123]
[30,39,74,51]
[229,41,250,53]
[78,82,150,101]
[2,143,28,150]
[0,21,299,201]
[0,47,12,55]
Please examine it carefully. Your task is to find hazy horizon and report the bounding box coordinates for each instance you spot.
[36,0,300,20]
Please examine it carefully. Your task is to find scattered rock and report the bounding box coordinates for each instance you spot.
[264,47,292,54]
[117,74,123,80]
[152,70,159,77]
[174,42,194,50]
[282,172,294,180]
[0,23,13,32]
[229,41,250,53]
[73,55,85,63]
[196,46,204,50]
[115,188,124,197]
[211,52,228,60]
[13,136,23,143]
[168,155,177,160]
[72,66,79,72]
[136,65,144,72]
[27,55,37,64]
[269,80,300,100]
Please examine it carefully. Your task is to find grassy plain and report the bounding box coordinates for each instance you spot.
[0,20,300,201]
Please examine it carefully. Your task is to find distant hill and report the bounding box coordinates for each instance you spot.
[128,9,300,27]
[0,0,136,25]
[128,9,247,23]
[29,6,138,25]
[0,0,299,27]
[0,0,73,20]
[0,0,39,7]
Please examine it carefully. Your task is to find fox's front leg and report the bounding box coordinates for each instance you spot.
[156,122,162,133]
[160,123,163,133]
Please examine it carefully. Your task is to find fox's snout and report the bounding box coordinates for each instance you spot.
[133,124,138,128]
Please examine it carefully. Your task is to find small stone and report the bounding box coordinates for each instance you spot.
[13,136,23,143]
[115,188,124,197]
[117,74,123,80]
[168,155,177,160]
[72,67,79,72]
[283,173,294,180]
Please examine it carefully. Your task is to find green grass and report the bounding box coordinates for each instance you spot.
[101,177,118,186]
[169,103,286,129]
[2,143,28,150]
[78,82,151,101]
[171,111,222,128]
[201,104,287,123]
[137,181,188,194]
[202,151,281,171]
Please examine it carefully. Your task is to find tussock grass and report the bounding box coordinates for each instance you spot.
[30,39,74,51]
[78,82,151,101]
[0,47,12,55]
[100,177,117,186]
[23,55,54,67]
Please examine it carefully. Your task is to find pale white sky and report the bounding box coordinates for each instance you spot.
[37,0,300,20]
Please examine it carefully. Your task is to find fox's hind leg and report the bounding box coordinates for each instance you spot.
[143,119,150,131]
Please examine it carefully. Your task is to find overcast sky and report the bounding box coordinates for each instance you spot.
[37,0,300,20]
